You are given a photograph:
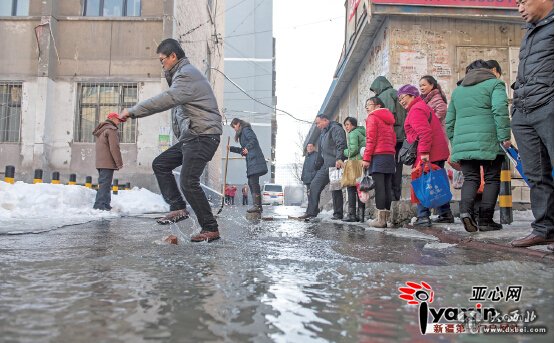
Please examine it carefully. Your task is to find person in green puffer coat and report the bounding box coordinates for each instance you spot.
[446,59,512,233]
[342,117,367,222]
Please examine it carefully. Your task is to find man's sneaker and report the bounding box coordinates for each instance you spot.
[190,230,220,242]
[413,216,432,228]
[433,212,455,224]
[156,209,189,225]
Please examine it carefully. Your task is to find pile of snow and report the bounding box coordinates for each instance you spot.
[0,181,169,234]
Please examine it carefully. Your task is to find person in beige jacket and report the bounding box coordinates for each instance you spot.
[92,112,124,211]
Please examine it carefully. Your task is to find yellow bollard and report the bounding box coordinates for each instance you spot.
[68,173,76,185]
[112,178,119,195]
[499,157,513,224]
[85,176,92,189]
[33,169,43,184]
[51,171,60,184]
[4,165,15,184]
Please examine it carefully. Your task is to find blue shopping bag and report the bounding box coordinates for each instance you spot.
[500,144,531,187]
[411,163,452,208]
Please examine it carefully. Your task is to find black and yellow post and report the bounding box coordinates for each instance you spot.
[4,165,15,184]
[112,179,119,195]
[33,169,43,184]
[125,182,131,190]
[51,171,60,184]
[499,157,513,224]
[85,176,92,189]
[68,173,77,185]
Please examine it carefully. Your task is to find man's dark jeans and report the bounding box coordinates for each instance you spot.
[152,136,220,232]
[94,168,114,210]
[392,142,404,201]
[459,155,504,217]
[512,100,554,237]
[152,141,188,211]
[307,167,343,217]
[180,135,220,232]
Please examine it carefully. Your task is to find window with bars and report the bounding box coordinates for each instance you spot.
[83,0,141,17]
[0,82,22,143]
[0,0,29,16]
[75,83,138,143]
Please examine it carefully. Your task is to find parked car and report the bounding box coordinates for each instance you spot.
[261,184,285,205]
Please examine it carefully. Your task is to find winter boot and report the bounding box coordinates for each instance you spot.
[478,209,502,231]
[358,205,366,223]
[460,213,478,232]
[433,211,455,223]
[247,194,263,213]
[342,204,357,222]
[369,209,389,228]
[413,216,432,228]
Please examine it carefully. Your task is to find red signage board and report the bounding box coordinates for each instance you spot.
[371,0,517,9]
[349,0,362,21]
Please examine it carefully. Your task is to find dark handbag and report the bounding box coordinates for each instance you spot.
[398,139,418,166]
[398,110,433,166]
[359,169,375,192]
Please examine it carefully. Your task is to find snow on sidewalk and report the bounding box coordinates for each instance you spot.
[0,181,169,234]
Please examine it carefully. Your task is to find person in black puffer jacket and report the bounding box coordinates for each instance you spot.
[510,2,554,249]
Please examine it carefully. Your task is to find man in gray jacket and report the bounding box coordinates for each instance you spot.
[120,38,222,242]
[298,114,347,221]
[510,0,554,249]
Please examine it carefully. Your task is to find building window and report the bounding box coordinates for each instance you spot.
[0,0,29,16]
[75,83,138,143]
[83,0,141,17]
[0,82,22,143]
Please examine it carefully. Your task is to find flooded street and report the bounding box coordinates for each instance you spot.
[0,206,552,343]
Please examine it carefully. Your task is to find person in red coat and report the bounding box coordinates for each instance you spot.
[398,84,452,227]
[361,97,397,228]
[229,185,237,205]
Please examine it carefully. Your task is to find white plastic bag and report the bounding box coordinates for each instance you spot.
[452,170,464,189]
[329,167,343,191]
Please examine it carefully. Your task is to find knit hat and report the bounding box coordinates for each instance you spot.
[107,112,126,122]
[397,84,420,98]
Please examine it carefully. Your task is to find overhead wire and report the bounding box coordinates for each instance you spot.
[211,67,312,124]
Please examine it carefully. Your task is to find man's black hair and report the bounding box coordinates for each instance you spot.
[316,113,330,121]
[156,38,186,59]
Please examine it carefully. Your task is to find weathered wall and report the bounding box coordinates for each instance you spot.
[55,20,163,77]
[388,16,523,99]
[334,16,523,126]
[0,20,40,77]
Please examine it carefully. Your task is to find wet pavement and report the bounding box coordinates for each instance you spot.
[0,206,553,343]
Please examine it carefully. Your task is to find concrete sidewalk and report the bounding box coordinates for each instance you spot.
[312,209,554,261]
